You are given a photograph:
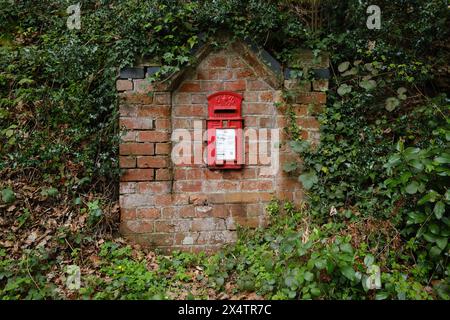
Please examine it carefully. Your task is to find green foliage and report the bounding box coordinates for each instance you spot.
[205,202,435,300]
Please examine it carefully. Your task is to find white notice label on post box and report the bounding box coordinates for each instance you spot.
[216,129,236,161]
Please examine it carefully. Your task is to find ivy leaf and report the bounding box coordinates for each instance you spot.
[418,190,439,205]
[385,97,400,111]
[434,201,445,219]
[340,243,353,254]
[429,246,442,258]
[337,84,352,96]
[340,265,356,281]
[364,254,375,267]
[375,292,389,300]
[290,140,310,153]
[397,87,407,100]
[359,79,377,91]
[436,238,448,250]
[1,188,15,203]
[338,61,350,72]
[304,271,314,281]
[405,181,419,194]
[434,153,450,164]
[299,171,318,190]
[341,68,358,77]
[283,162,298,173]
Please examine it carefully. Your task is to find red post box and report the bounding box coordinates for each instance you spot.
[206,91,244,169]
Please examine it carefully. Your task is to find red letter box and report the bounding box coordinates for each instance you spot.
[207,91,244,169]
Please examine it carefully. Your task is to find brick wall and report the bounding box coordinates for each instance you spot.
[117,40,328,252]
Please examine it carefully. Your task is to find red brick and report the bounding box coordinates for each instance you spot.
[120,143,154,156]
[155,143,171,155]
[121,169,154,181]
[185,168,203,180]
[247,80,271,91]
[201,81,224,92]
[173,105,205,117]
[179,206,196,218]
[119,105,137,117]
[119,117,153,130]
[154,221,175,233]
[235,68,255,78]
[224,80,246,91]
[174,93,191,104]
[120,156,136,168]
[120,208,136,221]
[297,117,320,130]
[137,105,170,118]
[179,82,201,92]
[259,91,273,102]
[211,205,228,218]
[296,92,326,104]
[137,156,169,168]
[119,92,153,104]
[121,131,136,142]
[155,168,171,181]
[191,94,207,104]
[116,80,133,91]
[155,119,170,130]
[172,118,191,128]
[137,207,160,219]
[209,56,227,68]
[137,131,170,142]
[154,93,171,105]
[244,103,271,115]
[161,207,177,219]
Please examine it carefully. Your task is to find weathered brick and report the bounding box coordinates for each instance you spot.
[137,156,169,168]
[201,81,224,92]
[155,143,171,155]
[173,181,202,192]
[209,56,227,68]
[116,80,133,91]
[145,233,173,246]
[138,181,171,194]
[247,80,271,91]
[154,220,175,233]
[191,94,207,104]
[235,68,255,78]
[121,169,154,182]
[119,117,154,130]
[119,92,153,104]
[137,207,160,219]
[120,182,136,194]
[133,79,154,93]
[224,80,246,91]
[120,208,136,221]
[119,143,154,156]
[296,117,320,130]
[154,93,171,105]
[244,103,271,115]
[121,131,136,142]
[179,81,201,92]
[312,80,329,91]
